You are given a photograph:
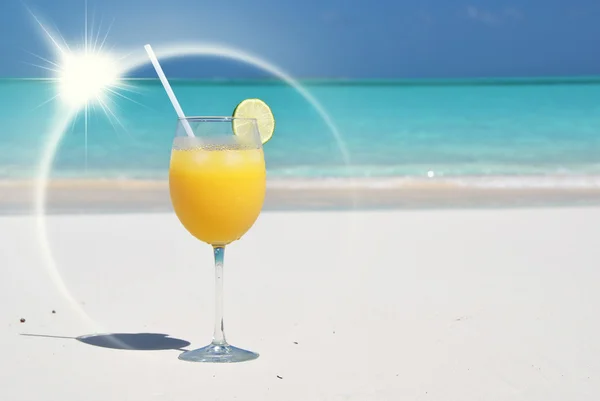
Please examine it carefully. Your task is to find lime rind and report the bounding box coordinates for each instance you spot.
[232,98,275,144]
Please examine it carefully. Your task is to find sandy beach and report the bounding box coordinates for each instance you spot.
[2,178,600,214]
[3,0,600,398]
[2,207,600,400]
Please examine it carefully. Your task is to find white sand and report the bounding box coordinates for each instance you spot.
[2,208,600,400]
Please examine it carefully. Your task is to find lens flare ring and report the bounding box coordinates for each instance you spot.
[35,42,353,331]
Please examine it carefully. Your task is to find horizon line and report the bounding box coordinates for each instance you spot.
[5,75,600,86]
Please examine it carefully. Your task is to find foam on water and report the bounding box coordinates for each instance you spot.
[266,175,600,189]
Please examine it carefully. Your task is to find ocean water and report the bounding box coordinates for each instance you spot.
[1,78,600,187]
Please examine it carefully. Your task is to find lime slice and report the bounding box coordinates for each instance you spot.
[232,98,275,144]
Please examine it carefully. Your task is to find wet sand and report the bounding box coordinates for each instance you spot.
[1,178,600,214]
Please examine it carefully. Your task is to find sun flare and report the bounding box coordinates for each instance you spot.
[26,4,137,118]
[58,51,119,108]
[26,2,145,166]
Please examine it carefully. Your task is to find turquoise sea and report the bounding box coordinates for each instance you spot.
[1,78,600,187]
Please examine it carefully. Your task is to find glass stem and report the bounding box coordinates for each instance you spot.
[212,246,227,346]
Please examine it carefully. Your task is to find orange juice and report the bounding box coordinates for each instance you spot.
[169,144,266,245]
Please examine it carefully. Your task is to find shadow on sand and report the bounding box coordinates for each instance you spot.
[21,332,190,351]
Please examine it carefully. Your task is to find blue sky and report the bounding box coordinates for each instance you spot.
[1,0,599,78]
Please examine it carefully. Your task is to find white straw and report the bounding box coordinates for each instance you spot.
[144,44,195,137]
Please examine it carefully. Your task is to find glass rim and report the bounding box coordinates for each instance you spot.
[177,116,258,123]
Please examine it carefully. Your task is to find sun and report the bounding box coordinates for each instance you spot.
[26,2,144,166]
[58,51,119,108]
[26,2,137,116]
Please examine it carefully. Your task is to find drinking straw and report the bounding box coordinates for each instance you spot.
[144,44,195,137]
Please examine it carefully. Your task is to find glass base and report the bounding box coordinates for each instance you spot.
[178,343,259,363]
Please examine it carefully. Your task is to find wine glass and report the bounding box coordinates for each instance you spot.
[169,116,265,363]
